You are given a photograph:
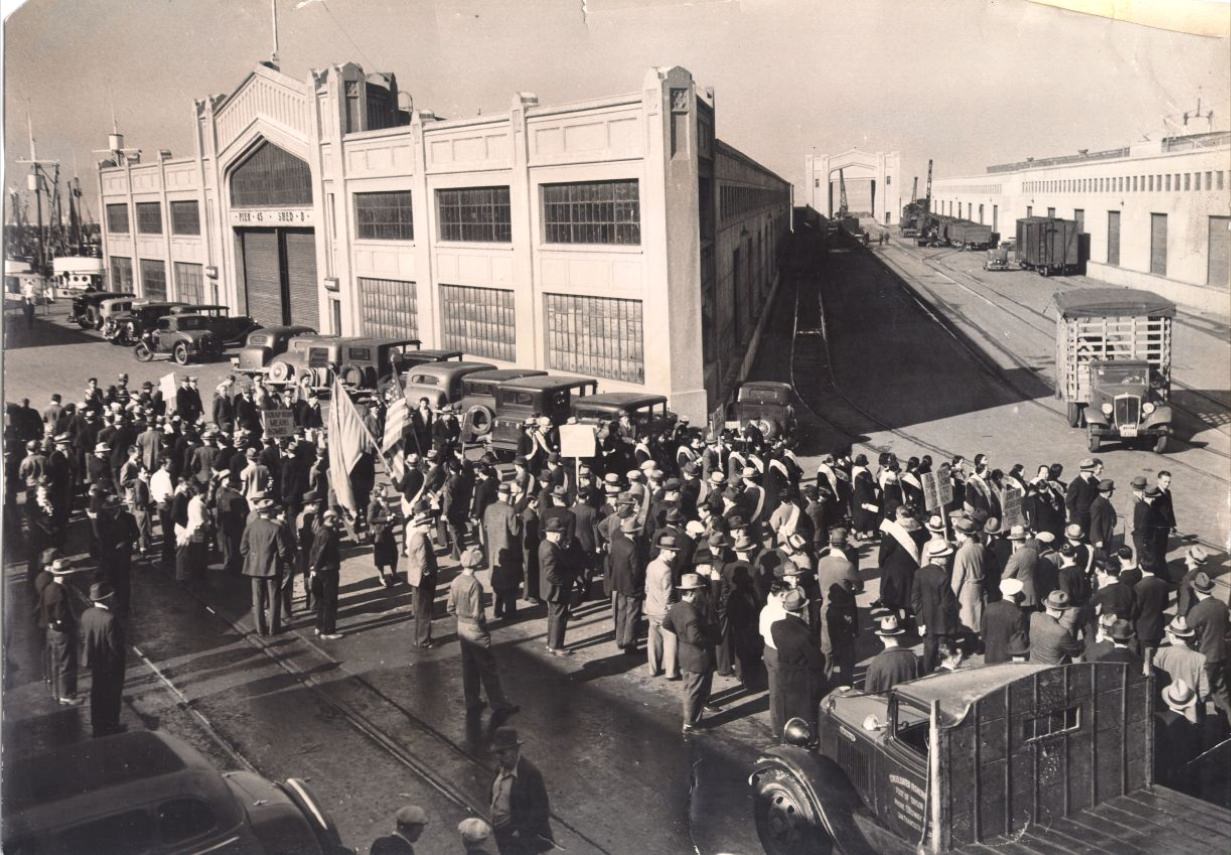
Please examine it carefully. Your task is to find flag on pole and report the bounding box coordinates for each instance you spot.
[382,397,408,453]
[327,378,366,514]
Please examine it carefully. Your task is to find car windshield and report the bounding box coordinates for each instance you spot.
[177,317,207,331]
[1096,363,1147,385]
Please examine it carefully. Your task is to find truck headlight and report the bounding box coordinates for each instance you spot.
[1101,402,1113,416]
[1143,402,1156,415]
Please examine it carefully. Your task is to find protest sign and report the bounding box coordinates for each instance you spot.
[160,372,177,412]
[261,408,295,438]
[559,424,597,459]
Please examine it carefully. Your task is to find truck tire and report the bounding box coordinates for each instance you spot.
[340,365,364,387]
[753,767,833,855]
[1066,403,1083,428]
[466,404,494,438]
[1152,433,1168,454]
[1086,424,1100,453]
[757,418,779,440]
[134,342,154,363]
[269,361,292,384]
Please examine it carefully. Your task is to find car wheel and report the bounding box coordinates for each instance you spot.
[134,343,154,363]
[269,361,292,384]
[1086,424,1100,453]
[1152,433,1168,454]
[753,767,832,855]
[174,342,190,365]
[1065,403,1082,428]
[340,365,364,387]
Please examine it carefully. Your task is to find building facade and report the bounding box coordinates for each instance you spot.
[803,148,902,226]
[932,132,1231,315]
[96,62,790,423]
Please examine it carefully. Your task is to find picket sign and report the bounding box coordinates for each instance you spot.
[559,424,597,459]
[160,372,178,412]
[261,408,295,438]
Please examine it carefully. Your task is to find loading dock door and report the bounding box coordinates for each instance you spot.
[238,228,319,328]
[1209,216,1230,289]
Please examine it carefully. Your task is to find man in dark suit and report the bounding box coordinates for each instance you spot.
[369,805,428,855]
[1064,458,1100,530]
[1154,681,1202,789]
[1029,591,1085,665]
[240,498,293,636]
[1132,561,1170,661]
[571,490,601,599]
[484,484,523,618]
[864,616,920,692]
[982,578,1029,665]
[80,582,127,737]
[771,589,825,732]
[910,541,960,672]
[1187,572,1231,724]
[1091,561,1135,621]
[1088,479,1117,557]
[541,517,574,656]
[662,573,718,733]
[489,727,553,855]
[1092,619,1140,666]
[608,516,644,653]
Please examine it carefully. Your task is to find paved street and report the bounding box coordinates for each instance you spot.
[4,227,1228,854]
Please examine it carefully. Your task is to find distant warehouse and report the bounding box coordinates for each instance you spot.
[96,61,792,422]
[932,131,1230,315]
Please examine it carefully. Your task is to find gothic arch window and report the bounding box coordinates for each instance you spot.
[230,140,313,208]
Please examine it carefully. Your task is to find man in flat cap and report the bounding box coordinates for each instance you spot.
[459,817,496,854]
[448,547,517,715]
[369,804,428,855]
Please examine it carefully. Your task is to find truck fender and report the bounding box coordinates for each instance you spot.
[1083,408,1109,427]
[1141,405,1172,430]
[751,746,880,855]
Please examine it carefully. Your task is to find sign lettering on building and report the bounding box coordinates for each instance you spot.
[229,208,314,226]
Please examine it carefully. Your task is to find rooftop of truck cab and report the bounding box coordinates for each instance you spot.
[1053,288,1176,319]
[893,663,1050,724]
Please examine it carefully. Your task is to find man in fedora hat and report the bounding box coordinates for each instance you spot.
[485,482,524,619]
[309,509,344,640]
[1132,553,1170,662]
[40,559,83,705]
[1177,545,1211,616]
[541,516,576,656]
[1154,681,1201,787]
[982,577,1029,665]
[1186,570,1231,724]
[1065,457,1101,531]
[241,497,293,636]
[912,541,960,672]
[1153,616,1209,713]
[645,531,680,680]
[1091,559,1134,623]
[816,527,861,686]
[1091,619,1140,666]
[772,588,825,733]
[81,581,127,737]
[1029,591,1084,665]
[489,726,553,854]
[662,573,718,734]
[608,515,645,654]
[449,547,517,715]
[876,506,925,622]
[370,804,428,855]
[864,616,919,693]
[405,500,439,649]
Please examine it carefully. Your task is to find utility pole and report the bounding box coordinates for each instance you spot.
[16,114,60,274]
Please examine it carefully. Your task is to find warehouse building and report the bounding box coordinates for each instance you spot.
[932,131,1230,315]
[96,61,791,422]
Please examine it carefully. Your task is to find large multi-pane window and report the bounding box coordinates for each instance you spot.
[175,262,205,304]
[106,203,129,234]
[355,191,414,240]
[439,284,515,361]
[110,256,133,292]
[136,202,163,234]
[230,141,313,207]
[359,277,418,338]
[170,201,201,235]
[140,259,167,300]
[542,180,640,245]
[436,187,511,242]
[545,293,644,384]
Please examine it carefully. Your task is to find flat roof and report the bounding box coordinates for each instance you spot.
[1053,288,1177,318]
[895,663,1051,723]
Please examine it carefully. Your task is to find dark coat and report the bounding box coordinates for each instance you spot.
[662,598,715,674]
[240,516,293,578]
[540,539,573,603]
[910,562,960,636]
[863,647,919,693]
[1088,495,1116,550]
[1091,579,1135,621]
[491,757,554,852]
[608,529,644,596]
[308,524,341,572]
[367,502,399,567]
[1065,474,1099,529]
[1187,596,1229,664]
[80,605,126,675]
[981,599,1028,664]
[1132,574,1170,645]
[772,614,825,720]
[877,529,920,612]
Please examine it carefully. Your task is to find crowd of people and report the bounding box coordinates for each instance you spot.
[6,365,1231,853]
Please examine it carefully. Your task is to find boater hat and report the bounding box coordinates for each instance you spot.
[678,573,707,591]
[1164,680,1196,708]
[1166,616,1195,639]
[999,578,1024,598]
[875,615,905,637]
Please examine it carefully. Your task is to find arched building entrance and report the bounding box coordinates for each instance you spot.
[804,148,903,225]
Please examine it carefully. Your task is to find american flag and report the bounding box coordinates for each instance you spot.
[382,398,408,453]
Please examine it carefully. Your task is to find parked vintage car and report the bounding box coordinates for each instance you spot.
[455,368,548,441]
[2,730,351,855]
[487,375,598,452]
[134,314,224,365]
[267,336,422,391]
[570,392,676,439]
[231,325,318,374]
[95,295,152,332]
[749,662,1230,855]
[103,301,189,345]
[401,360,497,410]
[69,290,134,329]
[730,381,796,439]
[182,304,261,345]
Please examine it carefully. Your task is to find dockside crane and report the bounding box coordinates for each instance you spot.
[910,176,918,205]
[837,168,849,218]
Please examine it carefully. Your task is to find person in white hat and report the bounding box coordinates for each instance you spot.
[458,817,495,854]
[1177,544,1210,615]
[405,501,438,649]
[981,577,1028,664]
[1153,616,1209,715]
[1155,680,1201,788]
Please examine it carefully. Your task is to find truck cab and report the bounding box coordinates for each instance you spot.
[1052,288,1175,453]
[750,663,1227,855]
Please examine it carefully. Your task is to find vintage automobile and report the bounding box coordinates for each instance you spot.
[267,336,423,391]
[487,375,598,453]
[730,381,796,439]
[134,313,225,365]
[1053,289,1175,453]
[749,662,1230,855]
[570,392,676,438]
[983,241,1014,271]
[232,325,318,374]
[183,304,261,345]
[2,730,350,855]
[401,360,497,410]
[103,301,189,345]
[69,290,134,329]
[454,368,548,441]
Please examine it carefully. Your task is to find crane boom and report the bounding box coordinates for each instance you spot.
[838,168,848,217]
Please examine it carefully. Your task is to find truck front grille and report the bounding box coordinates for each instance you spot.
[1114,395,1140,427]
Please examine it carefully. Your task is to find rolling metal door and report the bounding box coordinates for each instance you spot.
[283,229,319,329]
[1150,214,1167,276]
[240,229,283,326]
[1208,216,1230,289]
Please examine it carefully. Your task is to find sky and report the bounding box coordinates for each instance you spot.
[2,0,1229,223]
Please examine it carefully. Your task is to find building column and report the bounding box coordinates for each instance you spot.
[509,92,539,368]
